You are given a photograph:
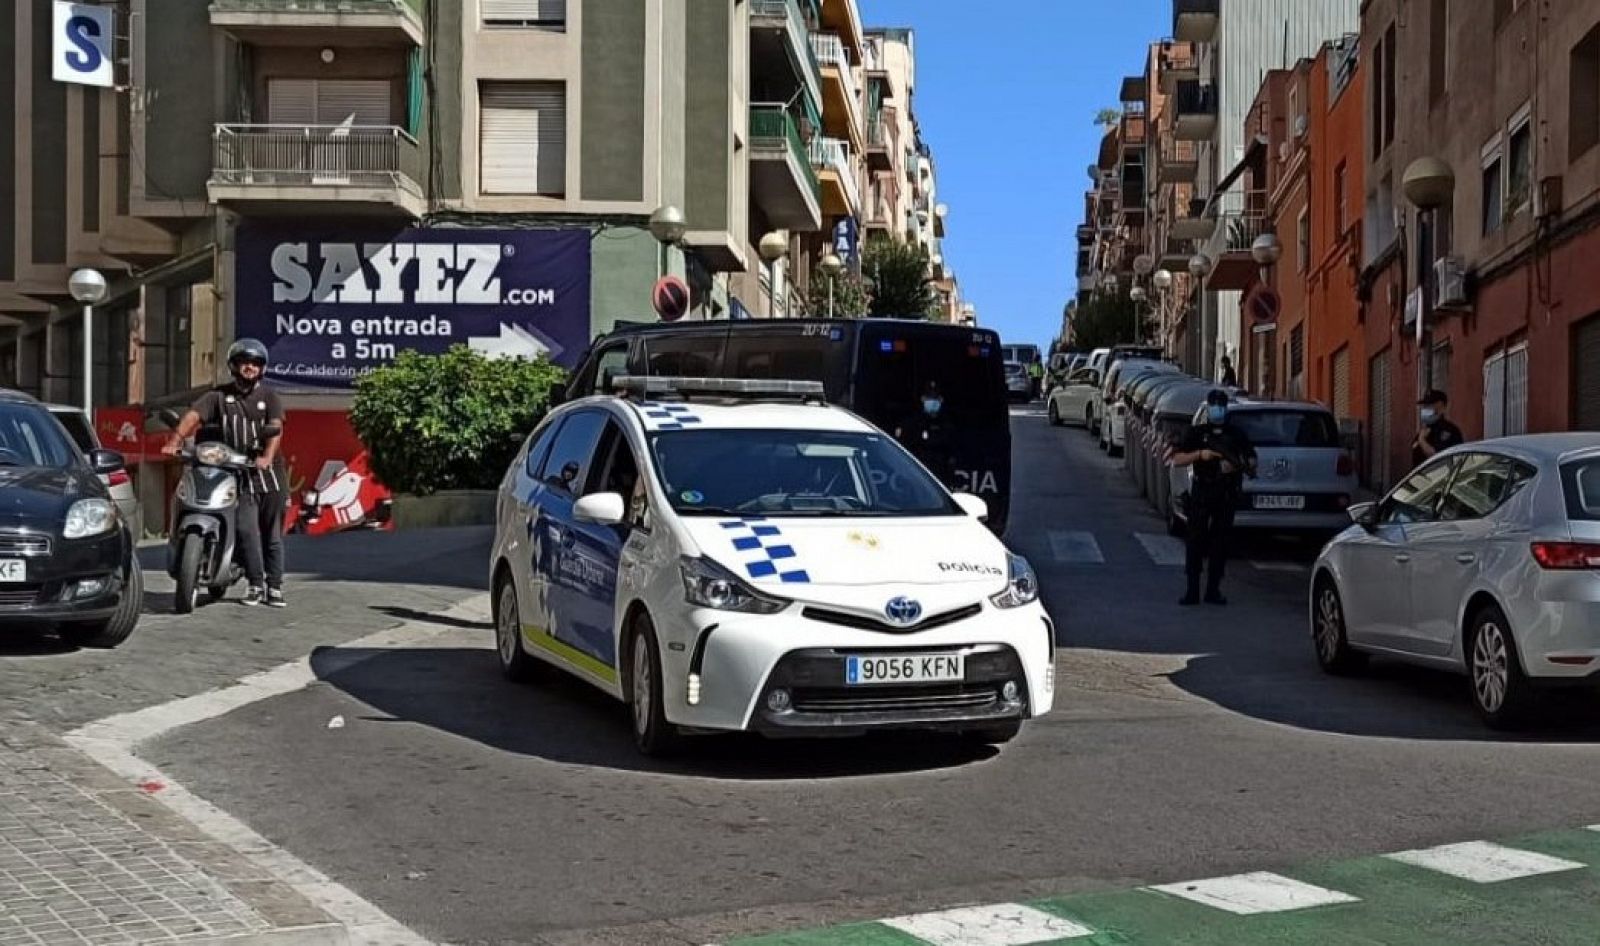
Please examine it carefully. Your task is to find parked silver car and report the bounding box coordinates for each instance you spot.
[1170,399,1357,536]
[1003,362,1033,402]
[47,404,144,540]
[1310,434,1600,728]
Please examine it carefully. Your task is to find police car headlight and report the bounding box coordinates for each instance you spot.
[990,553,1039,609]
[64,499,117,539]
[680,556,788,614]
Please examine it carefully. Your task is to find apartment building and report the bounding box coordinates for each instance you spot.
[1355,0,1600,486]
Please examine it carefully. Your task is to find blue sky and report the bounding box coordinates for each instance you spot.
[863,0,1170,351]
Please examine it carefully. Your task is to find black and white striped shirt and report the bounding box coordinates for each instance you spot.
[193,383,286,495]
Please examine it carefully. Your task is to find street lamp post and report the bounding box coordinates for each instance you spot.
[68,269,108,414]
[1403,156,1455,397]
[819,252,844,319]
[758,232,788,318]
[648,204,688,279]
[1188,254,1213,376]
[1153,268,1174,356]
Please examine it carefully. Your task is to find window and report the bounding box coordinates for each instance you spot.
[1483,343,1529,437]
[1481,141,1504,235]
[1334,162,1348,235]
[0,404,76,469]
[1371,29,1387,160]
[1438,453,1536,521]
[1561,458,1600,520]
[480,81,566,196]
[1383,23,1398,149]
[591,421,648,529]
[575,342,629,395]
[1289,325,1306,400]
[1297,208,1311,272]
[1429,0,1450,104]
[1381,457,1457,524]
[1507,112,1533,217]
[1569,25,1600,161]
[1431,343,1452,402]
[539,410,608,494]
[1227,409,1339,448]
[481,0,566,30]
[522,416,562,479]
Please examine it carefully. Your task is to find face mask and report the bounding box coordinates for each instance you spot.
[922,398,943,417]
[1206,405,1227,425]
[1421,408,1438,425]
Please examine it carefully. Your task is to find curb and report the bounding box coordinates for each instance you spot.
[174,924,349,946]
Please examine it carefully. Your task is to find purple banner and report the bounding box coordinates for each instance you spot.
[235,225,592,389]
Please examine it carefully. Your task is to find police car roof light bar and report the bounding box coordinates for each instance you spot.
[610,375,827,402]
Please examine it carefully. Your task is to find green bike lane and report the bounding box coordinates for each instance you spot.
[728,826,1600,945]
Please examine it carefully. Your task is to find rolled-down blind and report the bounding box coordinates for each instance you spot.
[267,79,391,125]
[481,0,566,26]
[1331,346,1350,419]
[267,79,317,124]
[480,82,565,195]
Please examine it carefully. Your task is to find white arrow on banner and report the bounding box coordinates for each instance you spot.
[467,323,557,361]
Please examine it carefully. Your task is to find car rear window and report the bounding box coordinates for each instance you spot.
[1228,410,1341,448]
[1561,458,1600,521]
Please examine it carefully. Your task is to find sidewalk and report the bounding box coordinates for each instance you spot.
[0,723,343,946]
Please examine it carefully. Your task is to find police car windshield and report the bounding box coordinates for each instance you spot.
[650,428,960,518]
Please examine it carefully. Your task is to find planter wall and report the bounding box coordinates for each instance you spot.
[391,490,498,530]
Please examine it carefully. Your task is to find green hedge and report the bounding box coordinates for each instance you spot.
[350,345,567,496]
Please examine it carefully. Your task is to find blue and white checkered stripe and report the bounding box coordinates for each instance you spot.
[719,518,811,584]
[638,401,704,431]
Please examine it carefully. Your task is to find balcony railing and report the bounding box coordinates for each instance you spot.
[749,104,821,200]
[751,0,824,107]
[810,32,863,128]
[1215,211,1270,254]
[1174,80,1218,117]
[810,135,861,212]
[211,123,422,192]
[1121,113,1148,147]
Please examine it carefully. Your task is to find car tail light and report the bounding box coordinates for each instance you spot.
[1530,542,1600,570]
[107,469,131,488]
[1336,453,1354,477]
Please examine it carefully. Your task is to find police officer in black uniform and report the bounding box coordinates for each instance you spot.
[893,382,954,481]
[1169,390,1257,606]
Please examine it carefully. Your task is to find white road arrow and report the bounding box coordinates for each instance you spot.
[467,323,556,361]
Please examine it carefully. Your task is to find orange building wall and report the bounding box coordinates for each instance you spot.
[1307,45,1368,426]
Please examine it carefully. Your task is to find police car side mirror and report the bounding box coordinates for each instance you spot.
[574,492,626,526]
[952,492,989,521]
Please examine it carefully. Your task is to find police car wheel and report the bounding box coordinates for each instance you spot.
[628,616,681,757]
[494,575,543,683]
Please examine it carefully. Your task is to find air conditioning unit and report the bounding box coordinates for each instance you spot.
[1434,255,1470,309]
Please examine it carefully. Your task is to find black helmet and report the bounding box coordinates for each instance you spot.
[226,338,269,384]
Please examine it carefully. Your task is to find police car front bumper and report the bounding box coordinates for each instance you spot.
[658,601,1056,735]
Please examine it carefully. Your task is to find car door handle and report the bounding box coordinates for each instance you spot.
[1456,552,1477,564]
[1394,553,1411,563]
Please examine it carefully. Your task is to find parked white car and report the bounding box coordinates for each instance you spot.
[1046,366,1102,428]
[490,376,1056,756]
[1310,433,1600,727]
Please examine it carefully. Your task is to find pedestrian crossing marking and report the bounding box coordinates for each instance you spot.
[1047,530,1105,564]
[1133,532,1186,567]
[882,904,1093,945]
[1384,841,1587,883]
[1148,871,1360,915]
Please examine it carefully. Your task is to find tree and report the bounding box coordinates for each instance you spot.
[350,345,567,495]
[806,261,870,318]
[1068,291,1153,351]
[863,237,938,319]
[1095,108,1122,128]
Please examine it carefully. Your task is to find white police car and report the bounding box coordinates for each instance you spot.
[490,377,1055,756]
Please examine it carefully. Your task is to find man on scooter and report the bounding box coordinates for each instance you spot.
[162,339,288,608]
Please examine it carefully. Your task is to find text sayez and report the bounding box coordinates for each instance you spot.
[271,242,503,306]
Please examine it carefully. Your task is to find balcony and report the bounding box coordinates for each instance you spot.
[1174,0,1219,44]
[1159,138,1199,183]
[1158,42,1199,88]
[811,32,865,150]
[809,136,861,217]
[749,105,823,232]
[864,185,894,234]
[1168,196,1216,241]
[865,112,894,172]
[209,0,424,47]
[1200,209,1272,291]
[750,0,823,124]
[208,123,425,217]
[1173,80,1218,141]
[818,0,865,57]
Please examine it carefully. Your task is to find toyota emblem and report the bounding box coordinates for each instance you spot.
[884,597,923,626]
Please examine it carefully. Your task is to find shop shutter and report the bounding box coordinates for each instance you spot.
[481,0,566,27]
[1576,316,1600,430]
[267,79,391,125]
[480,82,566,195]
[1484,350,1506,438]
[1332,346,1351,418]
[1369,349,1392,490]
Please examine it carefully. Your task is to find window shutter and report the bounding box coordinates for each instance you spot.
[267,79,317,124]
[1369,350,1392,490]
[480,82,565,195]
[1332,347,1351,419]
[481,0,566,27]
[1483,351,1506,438]
[316,80,392,126]
[1576,317,1600,430]
[1505,344,1528,435]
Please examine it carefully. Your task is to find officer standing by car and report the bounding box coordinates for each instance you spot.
[894,381,955,481]
[162,339,288,608]
[1169,390,1257,606]
[1412,389,1464,469]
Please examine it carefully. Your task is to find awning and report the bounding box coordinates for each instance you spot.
[1203,134,1268,216]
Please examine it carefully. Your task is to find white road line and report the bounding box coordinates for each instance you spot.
[65,599,491,946]
[1048,530,1106,564]
[1148,871,1360,915]
[1385,841,1587,884]
[1133,532,1186,567]
[882,903,1094,945]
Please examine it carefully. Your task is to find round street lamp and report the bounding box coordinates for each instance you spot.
[1153,268,1174,291]
[68,269,108,414]
[1188,253,1213,279]
[820,253,845,318]
[648,204,688,245]
[1133,253,1155,276]
[1251,233,1283,268]
[758,232,788,318]
[1402,156,1455,210]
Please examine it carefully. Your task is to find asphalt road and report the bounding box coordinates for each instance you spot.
[141,409,1600,946]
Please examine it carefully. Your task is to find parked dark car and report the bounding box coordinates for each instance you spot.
[0,390,142,647]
